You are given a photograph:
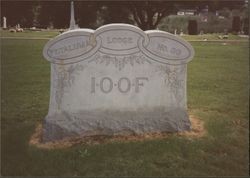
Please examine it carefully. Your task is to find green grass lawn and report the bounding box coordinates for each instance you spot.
[1,30,60,38]
[182,33,249,41]
[1,29,248,41]
[1,34,249,176]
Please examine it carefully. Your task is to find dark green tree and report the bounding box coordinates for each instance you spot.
[1,1,34,27]
[38,1,70,28]
[232,16,241,33]
[97,1,133,26]
[74,1,104,29]
[0,0,247,29]
[128,1,177,30]
[242,17,249,35]
[100,0,246,30]
[188,20,198,35]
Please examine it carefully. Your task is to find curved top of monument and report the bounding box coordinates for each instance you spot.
[43,23,194,65]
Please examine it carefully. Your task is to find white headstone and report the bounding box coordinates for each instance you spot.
[3,17,7,29]
[174,29,177,35]
[180,29,184,36]
[42,24,194,141]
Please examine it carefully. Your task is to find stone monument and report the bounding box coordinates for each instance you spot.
[42,23,194,141]
[42,0,194,142]
[3,17,7,29]
[69,1,78,30]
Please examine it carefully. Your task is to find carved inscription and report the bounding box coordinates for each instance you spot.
[107,37,133,44]
[91,77,148,93]
[48,41,89,56]
[157,43,182,56]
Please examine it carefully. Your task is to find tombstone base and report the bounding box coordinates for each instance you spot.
[42,107,191,142]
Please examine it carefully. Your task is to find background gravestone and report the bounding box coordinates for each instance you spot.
[43,24,194,142]
[3,17,7,29]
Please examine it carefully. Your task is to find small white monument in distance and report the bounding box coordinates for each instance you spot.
[69,1,78,30]
[3,17,7,29]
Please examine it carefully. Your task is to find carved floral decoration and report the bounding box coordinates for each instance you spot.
[89,53,151,71]
[156,65,186,104]
[53,64,84,109]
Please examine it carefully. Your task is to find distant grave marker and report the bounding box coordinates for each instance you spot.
[42,24,194,141]
[3,17,7,29]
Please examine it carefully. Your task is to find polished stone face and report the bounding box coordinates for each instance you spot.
[42,24,194,142]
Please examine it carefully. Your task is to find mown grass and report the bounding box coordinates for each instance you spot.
[1,29,248,41]
[1,34,249,176]
[1,30,60,38]
[183,33,249,41]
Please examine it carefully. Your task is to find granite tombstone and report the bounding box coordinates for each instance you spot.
[43,24,194,141]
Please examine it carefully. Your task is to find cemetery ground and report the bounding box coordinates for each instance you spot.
[1,31,249,176]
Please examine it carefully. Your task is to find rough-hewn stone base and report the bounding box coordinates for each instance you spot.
[43,108,191,142]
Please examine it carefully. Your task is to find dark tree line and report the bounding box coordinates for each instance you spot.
[0,1,247,30]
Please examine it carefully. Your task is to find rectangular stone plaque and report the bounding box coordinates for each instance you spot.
[42,24,194,141]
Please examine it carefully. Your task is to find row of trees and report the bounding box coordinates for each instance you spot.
[1,1,248,30]
[187,15,249,35]
[159,12,249,35]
